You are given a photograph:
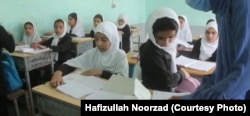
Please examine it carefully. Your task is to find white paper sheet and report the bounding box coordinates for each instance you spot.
[152,90,190,100]
[85,90,137,100]
[57,72,107,99]
[134,78,151,99]
[176,55,196,67]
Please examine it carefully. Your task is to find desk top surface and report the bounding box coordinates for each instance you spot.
[71,37,94,44]
[10,50,52,58]
[32,82,80,107]
[42,37,94,44]
[127,52,139,65]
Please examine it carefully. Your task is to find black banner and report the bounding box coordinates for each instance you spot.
[81,100,250,115]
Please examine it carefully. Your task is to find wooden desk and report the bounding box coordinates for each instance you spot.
[130,28,141,52]
[32,83,80,116]
[41,37,94,56]
[127,52,139,65]
[177,46,193,58]
[11,50,54,116]
[182,66,216,77]
[71,37,94,56]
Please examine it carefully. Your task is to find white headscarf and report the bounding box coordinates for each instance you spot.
[67,14,85,37]
[65,21,128,77]
[22,22,41,45]
[146,7,180,73]
[117,14,129,29]
[51,20,67,62]
[199,21,219,61]
[178,15,193,42]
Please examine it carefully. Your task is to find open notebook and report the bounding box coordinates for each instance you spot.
[15,45,50,54]
[56,71,107,99]
[176,55,216,72]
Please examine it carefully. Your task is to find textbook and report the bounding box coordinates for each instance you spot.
[85,75,151,100]
[176,55,216,72]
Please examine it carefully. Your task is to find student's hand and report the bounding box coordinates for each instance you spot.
[45,32,54,36]
[37,44,47,49]
[50,71,64,88]
[180,68,191,79]
[81,69,102,76]
[169,96,182,100]
[16,43,24,46]
[31,43,39,50]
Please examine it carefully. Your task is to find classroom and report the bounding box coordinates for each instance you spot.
[1,0,250,116]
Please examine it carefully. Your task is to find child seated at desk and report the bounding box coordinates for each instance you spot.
[178,15,193,44]
[67,12,85,37]
[41,19,73,69]
[90,14,103,47]
[190,20,218,62]
[17,22,42,48]
[50,21,129,88]
[117,14,131,53]
[139,8,193,92]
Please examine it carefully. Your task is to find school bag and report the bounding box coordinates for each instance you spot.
[175,77,200,93]
[1,52,24,92]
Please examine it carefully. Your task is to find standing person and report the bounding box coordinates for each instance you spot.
[171,0,250,100]
[0,25,15,116]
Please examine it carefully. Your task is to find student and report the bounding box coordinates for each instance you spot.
[21,22,42,48]
[190,21,218,62]
[90,14,103,47]
[50,21,129,88]
[139,8,190,92]
[178,15,193,43]
[41,19,73,70]
[0,25,15,116]
[170,0,250,100]
[117,14,131,53]
[206,19,215,25]
[67,12,85,37]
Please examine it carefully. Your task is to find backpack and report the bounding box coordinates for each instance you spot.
[1,52,24,92]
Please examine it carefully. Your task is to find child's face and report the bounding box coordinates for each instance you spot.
[94,18,102,27]
[178,18,185,29]
[155,30,176,47]
[25,24,34,36]
[68,16,76,27]
[54,22,64,36]
[118,19,125,26]
[205,27,218,43]
[95,32,111,52]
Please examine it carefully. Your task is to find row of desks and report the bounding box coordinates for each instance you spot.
[11,42,214,115]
